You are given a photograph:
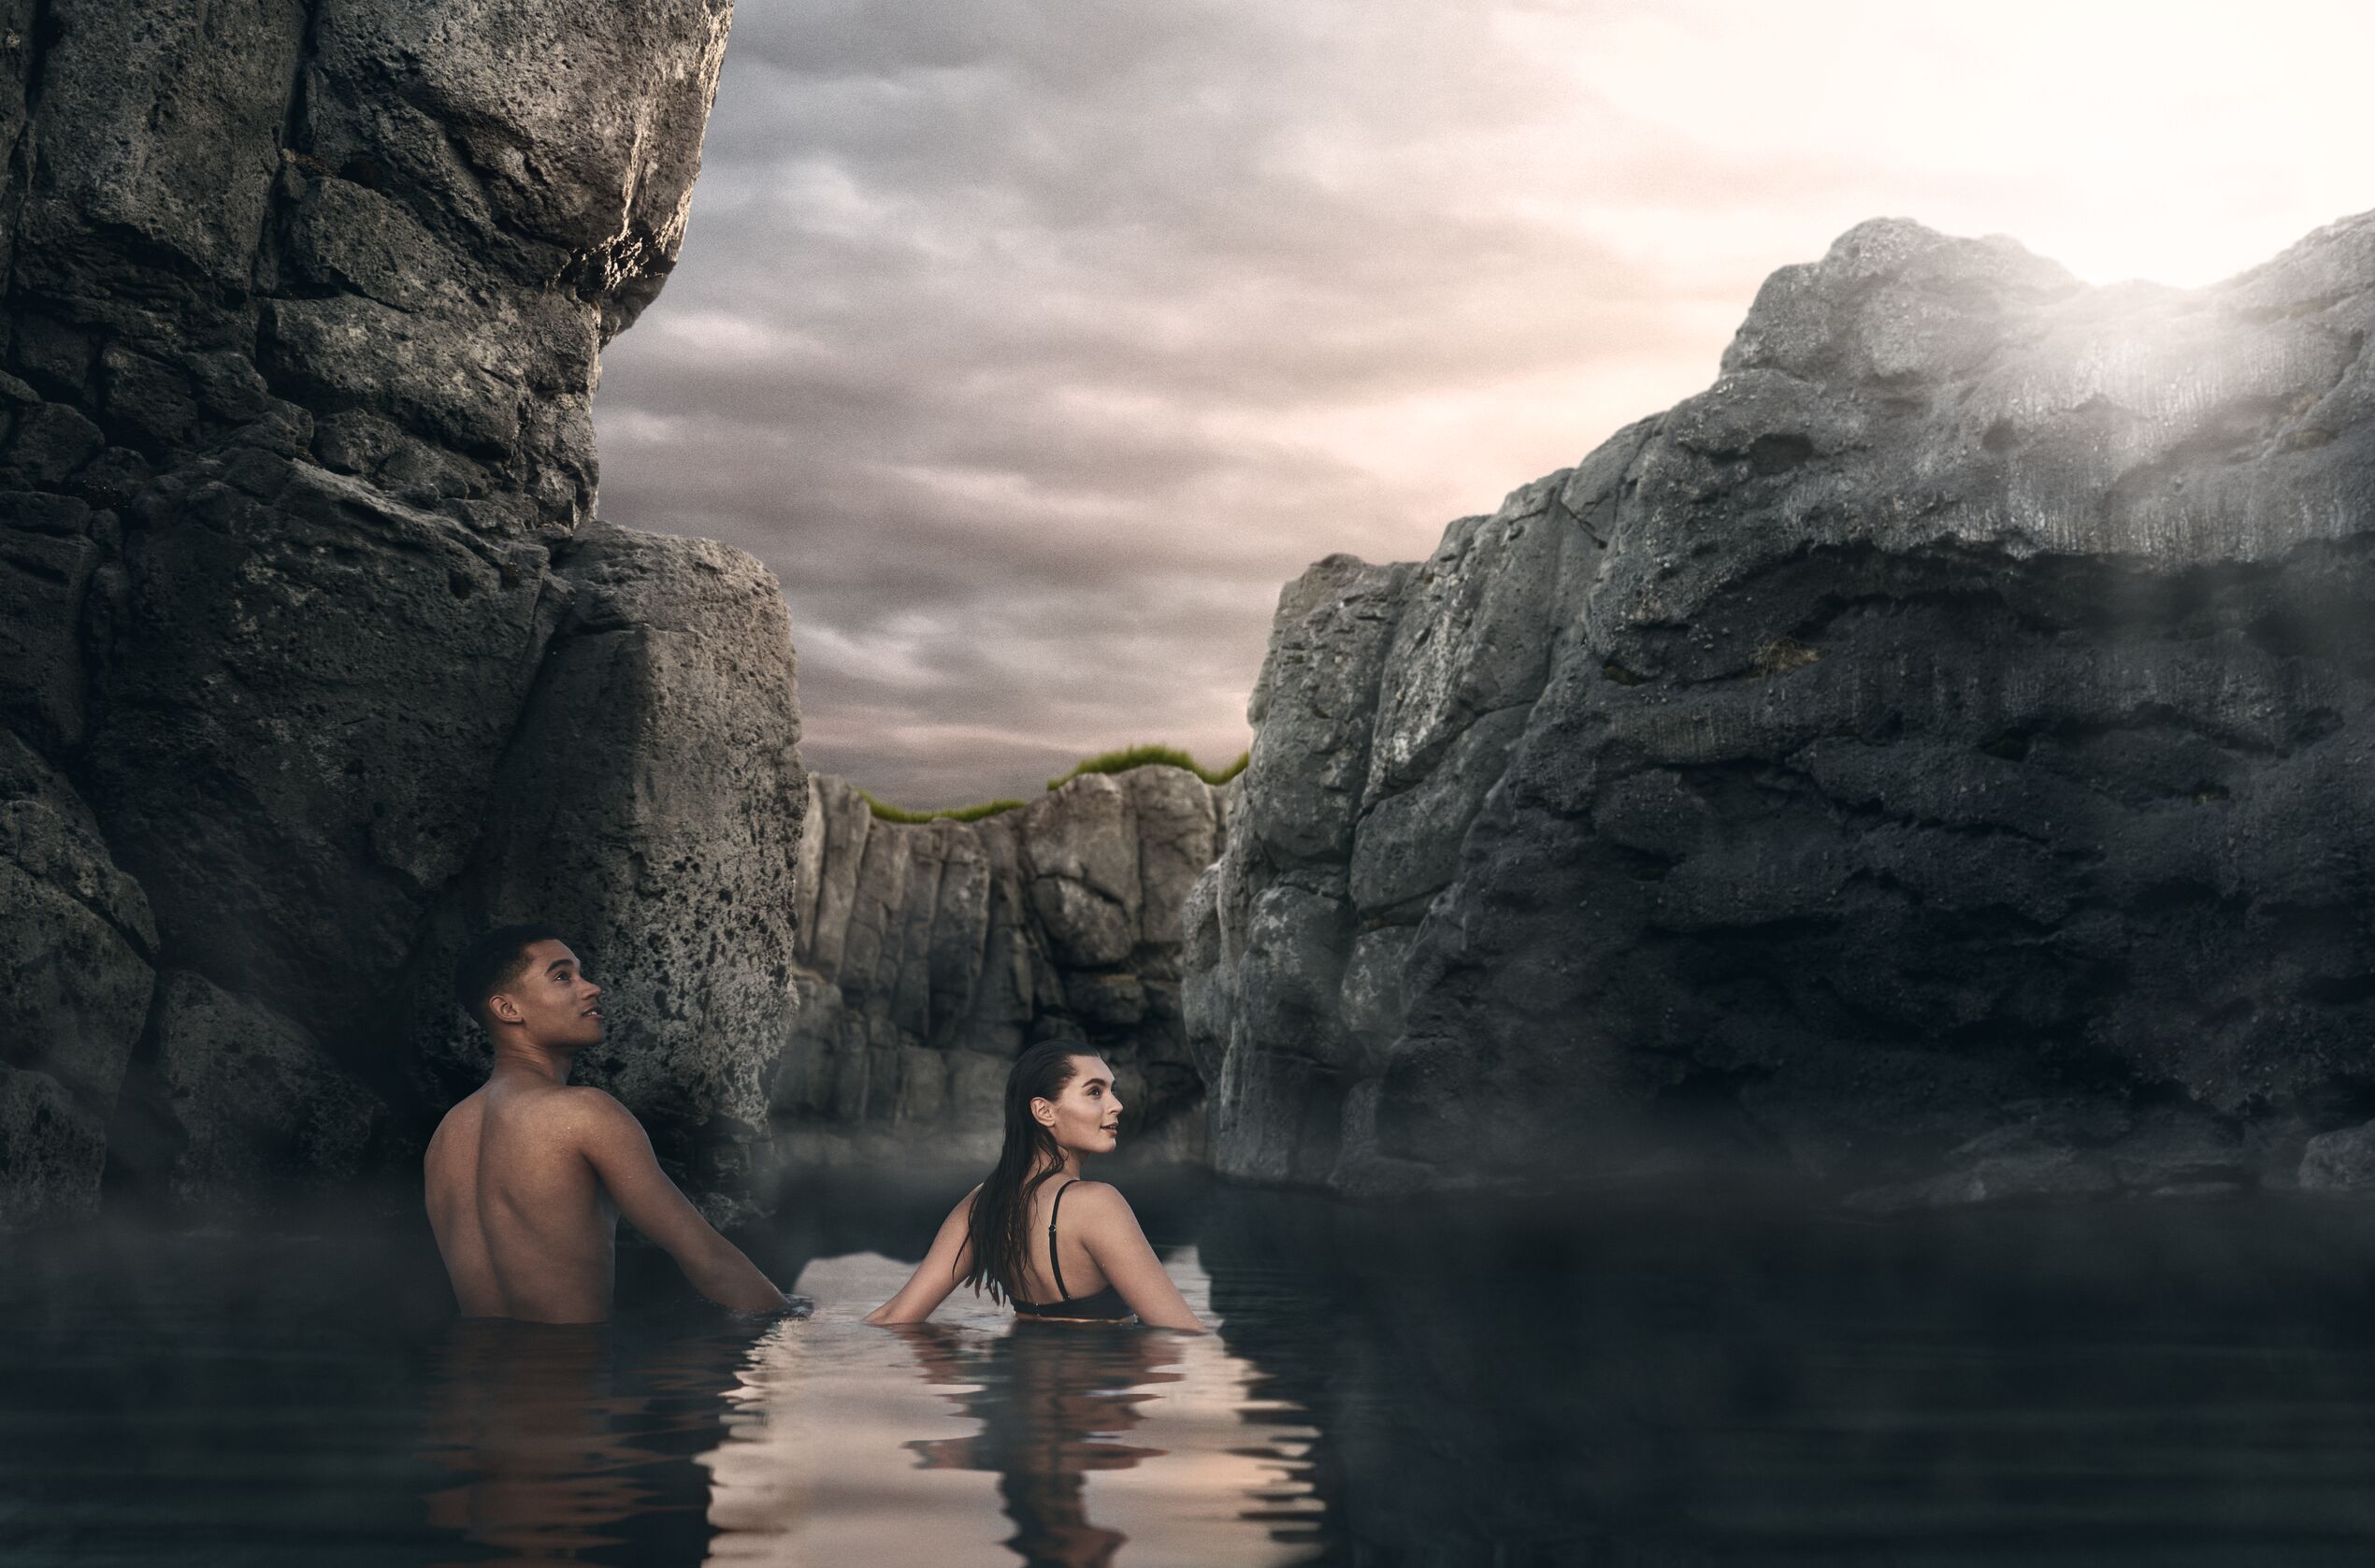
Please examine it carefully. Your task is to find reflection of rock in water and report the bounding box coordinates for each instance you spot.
[1198,1187,2375,1566]
[891,1322,1181,1568]
[422,1319,758,1568]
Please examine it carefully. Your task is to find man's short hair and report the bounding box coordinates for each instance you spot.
[454,923,570,1029]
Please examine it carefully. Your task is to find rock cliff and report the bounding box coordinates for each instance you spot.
[776,769,1228,1164]
[1188,213,2375,1202]
[0,1,805,1226]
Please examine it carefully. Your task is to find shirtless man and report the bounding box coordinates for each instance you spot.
[424,924,795,1323]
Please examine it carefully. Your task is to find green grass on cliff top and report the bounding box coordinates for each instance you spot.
[859,745,1247,825]
[1048,744,1247,792]
[857,790,1030,825]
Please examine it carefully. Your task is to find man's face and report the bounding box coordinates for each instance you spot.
[487,940,605,1050]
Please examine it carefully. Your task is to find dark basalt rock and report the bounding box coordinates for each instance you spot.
[1188,213,2375,1201]
[399,520,808,1223]
[0,1,800,1226]
[0,724,154,1223]
[2299,1122,2375,1193]
[142,970,391,1214]
[778,769,1227,1166]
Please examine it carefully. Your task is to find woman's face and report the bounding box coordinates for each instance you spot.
[1033,1055,1123,1156]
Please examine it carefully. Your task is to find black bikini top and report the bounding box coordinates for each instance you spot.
[1010,1178,1134,1321]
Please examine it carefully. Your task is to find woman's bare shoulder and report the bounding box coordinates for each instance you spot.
[1060,1180,1138,1224]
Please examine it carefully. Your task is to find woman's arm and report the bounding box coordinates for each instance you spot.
[862,1186,980,1325]
[1071,1183,1206,1332]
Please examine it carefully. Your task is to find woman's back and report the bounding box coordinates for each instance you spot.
[861,1043,1204,1331]
[1008,1179,1132,1319]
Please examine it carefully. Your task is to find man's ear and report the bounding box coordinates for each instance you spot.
[488,992,525,1027]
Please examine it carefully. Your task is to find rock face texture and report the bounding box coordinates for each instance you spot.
[778,769,1228,1164]
[142,971,389,1215]
[0,1,802,1226]
[0,728,155,1224]
[404,520,807,1218]
[1189,212,2375,1200]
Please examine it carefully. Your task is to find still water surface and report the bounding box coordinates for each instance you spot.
[8,1176,2375,1565]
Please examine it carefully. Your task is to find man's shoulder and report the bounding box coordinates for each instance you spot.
[479,1079,637,1140]
[545,1086,652,1152]
[425,1089,485,1152]
[433,1085,490,1117]
[470,1083,647,1173]
[529,1083,635,1127]
[482,1075,623,1111]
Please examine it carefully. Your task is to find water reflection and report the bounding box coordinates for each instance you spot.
[1197,1188,2375,1566]
[421,1319,756,1567]
[893,1320,1177,1567]
[21,1183,2375,1565]
[699,1248,1323,1568]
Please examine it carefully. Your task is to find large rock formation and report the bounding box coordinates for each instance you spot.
[402,520,806,1219]
[776,768,1228,1164]
[0,1,803,1225]
[0,727,154,1225]
[1188,212,2375,1201]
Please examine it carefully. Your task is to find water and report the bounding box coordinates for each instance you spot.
[8,1176,2375,1566]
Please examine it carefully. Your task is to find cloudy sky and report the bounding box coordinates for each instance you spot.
[592,0,2375,809]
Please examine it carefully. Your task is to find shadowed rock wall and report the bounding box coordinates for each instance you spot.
[0,1,805,1227]
[1188,213,2375,1202]
[777,769,1227,1165]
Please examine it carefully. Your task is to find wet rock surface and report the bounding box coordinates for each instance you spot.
[1189,212,2375,1200]
[128,971,391,1214]
[2299,1121,2375,1193]
[402,520,808,1220]
[0,731,155,1225]
[779,769,1227,1164]
[0,1,799,1224]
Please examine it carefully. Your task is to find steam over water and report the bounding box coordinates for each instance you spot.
[9,1175,2375,1564]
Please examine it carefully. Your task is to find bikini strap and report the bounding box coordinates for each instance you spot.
[1046,1178,1081,1301]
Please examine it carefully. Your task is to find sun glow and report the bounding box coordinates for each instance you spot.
[1504,0,2373,290]
[598,0,2375,803]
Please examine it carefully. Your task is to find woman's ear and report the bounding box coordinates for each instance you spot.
[1029,1096,1057,1128]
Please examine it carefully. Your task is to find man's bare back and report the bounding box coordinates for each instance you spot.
[425,1077,630,1321]
[427,929,791,1324]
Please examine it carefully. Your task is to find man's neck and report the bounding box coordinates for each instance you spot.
[487,1036,575,1086]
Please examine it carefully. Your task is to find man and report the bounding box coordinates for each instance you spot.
[425,924,797,1322]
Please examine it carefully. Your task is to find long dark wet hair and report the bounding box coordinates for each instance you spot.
[960,1040,1097,1305]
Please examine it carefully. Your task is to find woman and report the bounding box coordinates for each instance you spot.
[863,1041,1205,1331]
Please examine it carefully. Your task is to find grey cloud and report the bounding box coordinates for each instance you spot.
[592,0,1852,805]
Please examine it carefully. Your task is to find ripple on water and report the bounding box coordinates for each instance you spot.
[700,1249,1326,1568]
[18,1187,2375,1565]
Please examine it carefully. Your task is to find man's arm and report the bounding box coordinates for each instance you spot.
[572,1089,792,1313]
